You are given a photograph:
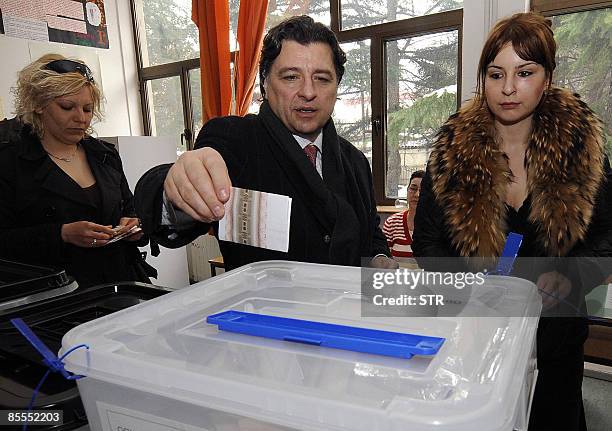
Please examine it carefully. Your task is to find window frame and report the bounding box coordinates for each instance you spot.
[130,0,200,150]
[141,58,199,149]
[531,0,612,15]
[332,7,463,205]
[332,4,463,204]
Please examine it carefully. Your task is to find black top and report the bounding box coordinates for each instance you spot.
[81,182,103,223]
[505,196,542,258]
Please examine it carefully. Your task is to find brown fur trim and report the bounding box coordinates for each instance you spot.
[430,87,604,257]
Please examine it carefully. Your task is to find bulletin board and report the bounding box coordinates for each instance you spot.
[0,0,108,49]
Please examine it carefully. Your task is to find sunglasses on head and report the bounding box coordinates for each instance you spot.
[44,59,94,83]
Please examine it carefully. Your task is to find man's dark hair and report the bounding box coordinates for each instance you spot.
[259,15,346,97]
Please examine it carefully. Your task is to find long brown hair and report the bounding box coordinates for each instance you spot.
[476,13,556,102]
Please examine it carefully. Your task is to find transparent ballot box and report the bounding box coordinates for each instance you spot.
[62,261,541,431]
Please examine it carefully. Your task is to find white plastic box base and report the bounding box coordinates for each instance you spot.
[77,377,295,431]
[78,372,538,431]
[62,261,541,431]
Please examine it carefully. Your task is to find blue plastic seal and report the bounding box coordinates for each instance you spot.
[207,310,445,359]
[10,318,87,380]
[495,232,523,276]
[10,318,89,431]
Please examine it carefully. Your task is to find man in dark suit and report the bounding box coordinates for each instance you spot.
[135,15,396,271]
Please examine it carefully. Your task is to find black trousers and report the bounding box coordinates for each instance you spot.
[528,318,588,431]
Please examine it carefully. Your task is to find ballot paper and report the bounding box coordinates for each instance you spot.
[106,226,142,245]
[218,187,292,252]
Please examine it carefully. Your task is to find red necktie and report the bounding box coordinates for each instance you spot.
[304,144,318,167]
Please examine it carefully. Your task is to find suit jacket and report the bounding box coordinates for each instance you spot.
[135,101,389,270]
[0,117,150,288]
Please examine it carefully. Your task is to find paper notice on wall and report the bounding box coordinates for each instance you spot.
[0,0,45,20]
[0,0,109,48]
[97,401,209,431]
[219,187,292,253]
[2,15,49,42]
[46,15,87,33]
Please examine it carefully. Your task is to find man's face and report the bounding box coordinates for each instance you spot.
[263,40,338,141]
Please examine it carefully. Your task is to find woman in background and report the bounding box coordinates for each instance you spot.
[382,170,424,264]
[413,13,611,430]
[0,54,155,288]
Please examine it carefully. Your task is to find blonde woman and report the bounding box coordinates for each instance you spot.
[0,54,155,287]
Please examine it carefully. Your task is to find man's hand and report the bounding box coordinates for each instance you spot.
[537,271,572,310]
[164,148,232,223]
[370,255,399,269]
[61,221,115,248]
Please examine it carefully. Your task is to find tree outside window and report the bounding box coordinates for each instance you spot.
[550,8,612,159]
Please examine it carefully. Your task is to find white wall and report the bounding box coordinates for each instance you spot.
[105,136,190,289]
[0,0,142,137]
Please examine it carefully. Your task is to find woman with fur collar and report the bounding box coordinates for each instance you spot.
[413,13,611,431]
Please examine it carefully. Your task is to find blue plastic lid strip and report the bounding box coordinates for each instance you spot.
[206,311,445,359]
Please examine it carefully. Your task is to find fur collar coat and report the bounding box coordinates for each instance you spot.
[427,87,606,258]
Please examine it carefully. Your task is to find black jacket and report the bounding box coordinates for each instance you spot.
[0,118,151,288]
[135,101,389,270]
[412,87,612,431]
[412,87,612,351]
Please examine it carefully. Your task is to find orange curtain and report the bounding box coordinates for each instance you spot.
[234,0,269,116]
[192,0,231,123]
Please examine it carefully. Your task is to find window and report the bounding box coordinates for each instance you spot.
[132,0,200,151]
[336,40,372,164]
[334,5,462,202]
[148,76,185,153]
[189,68,203,142]
[384,31,458,198]
[340,0,461,30]
[267,1,330,29]
[532,1,612,159]
[137,0,199,67]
